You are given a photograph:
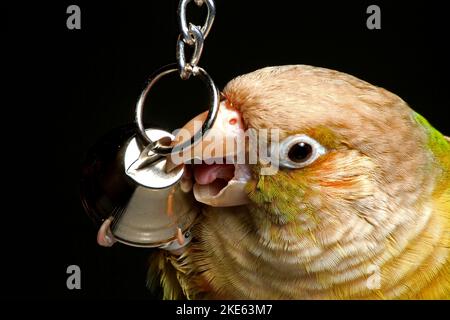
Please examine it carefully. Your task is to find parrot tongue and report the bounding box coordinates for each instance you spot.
[189,163,251,207]
[193,163,235,185]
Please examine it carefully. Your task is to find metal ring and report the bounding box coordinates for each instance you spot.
[135,63,219,155]
[178,0,216,45]
[176,25,204,80]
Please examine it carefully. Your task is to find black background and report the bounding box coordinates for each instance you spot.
[3,1,449,300]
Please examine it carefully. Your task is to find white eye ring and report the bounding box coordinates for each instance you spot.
[278,134,326,169]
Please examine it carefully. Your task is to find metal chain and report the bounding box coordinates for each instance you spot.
[177,0,216,79]
[134,0,219,155]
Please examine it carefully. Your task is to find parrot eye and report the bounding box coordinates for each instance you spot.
[278,134,326,169]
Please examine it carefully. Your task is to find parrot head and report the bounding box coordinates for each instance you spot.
[167,65,444,251]
[152,65,450,300]
[86,64,449,299]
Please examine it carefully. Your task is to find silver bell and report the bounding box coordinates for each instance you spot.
[81,64,220,251]
[80,125,199,250]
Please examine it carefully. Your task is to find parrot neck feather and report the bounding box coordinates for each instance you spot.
[174,197,450,299]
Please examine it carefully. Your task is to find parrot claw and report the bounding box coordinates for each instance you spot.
[97,217,117,247]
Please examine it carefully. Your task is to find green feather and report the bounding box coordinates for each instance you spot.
[146,250,186,300]
[413,112,450,197]
[413,112,450,169]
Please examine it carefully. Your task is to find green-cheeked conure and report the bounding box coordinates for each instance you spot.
[148,65,450,299]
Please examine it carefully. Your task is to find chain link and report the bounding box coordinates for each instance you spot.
[134,0,219,155]
[176,25,204,79]
[177,0,216,79]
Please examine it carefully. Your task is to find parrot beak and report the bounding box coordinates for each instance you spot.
[166,99,251,207]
